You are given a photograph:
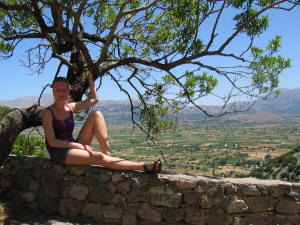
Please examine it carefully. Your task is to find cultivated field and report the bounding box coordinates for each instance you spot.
[73,116,300,177]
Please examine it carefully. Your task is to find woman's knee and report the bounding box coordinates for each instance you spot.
[91,110,104,119]
[90,151,110,164]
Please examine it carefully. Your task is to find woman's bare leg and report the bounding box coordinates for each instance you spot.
[77,110,111,155]
[64,149,161,171]
[73,110,162,172]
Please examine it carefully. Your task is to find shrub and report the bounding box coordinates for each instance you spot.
[0,106,10,120]
[280,172,290,180]
[12,134,48,158]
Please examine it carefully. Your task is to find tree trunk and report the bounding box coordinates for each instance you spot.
[0,105,44,165]
[67,49,89,102]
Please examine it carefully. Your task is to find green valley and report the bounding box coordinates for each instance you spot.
[74,116,300,178]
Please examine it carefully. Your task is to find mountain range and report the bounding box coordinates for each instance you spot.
[0,87,299,123]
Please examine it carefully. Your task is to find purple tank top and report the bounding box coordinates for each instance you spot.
[45,104,75,158]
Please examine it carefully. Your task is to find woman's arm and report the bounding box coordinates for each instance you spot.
[69,71,99,113]
[42,109,86,149]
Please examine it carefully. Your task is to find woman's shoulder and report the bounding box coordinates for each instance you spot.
[66,102,76,112]
[42,106,54,118]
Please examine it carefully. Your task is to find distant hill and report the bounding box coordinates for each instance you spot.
[178,87,300,122]
[173,89,299,122]
[218,111,285,123]
[0,87,299,122]
[253,87,300,115]
[0,94,53,108]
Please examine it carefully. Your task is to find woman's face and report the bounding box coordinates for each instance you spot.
[52,81,69,101]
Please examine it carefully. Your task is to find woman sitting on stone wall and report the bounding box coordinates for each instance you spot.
[42,71,161,173]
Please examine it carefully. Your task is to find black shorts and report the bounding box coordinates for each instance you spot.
[51,148,72,165]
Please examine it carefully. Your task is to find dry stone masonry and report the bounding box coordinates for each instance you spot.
[1,155,300,225]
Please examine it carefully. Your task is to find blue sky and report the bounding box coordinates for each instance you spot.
[0,6,299,105]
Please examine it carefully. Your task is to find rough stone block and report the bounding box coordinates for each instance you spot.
[269,184,291,198]
[288,214,300,224]
[209,208,231,225]
[13,174,29,190]
[22,192,36,203]
[0,175,12,189]
[62,183,88,201]
[227,199,248,214]
[0,163,12,176]
[275,198,300,214]
[208,185,227,207]
[41,173,64,198]
[38,195,59,214]
[99,172,110,183]
[112,173,123,182]
[185,207,209,225]
[127,189,148,203]
[224,183,238,195]
[272,214,291,225]
[122,213,137,225]
[150,186,183,208]
[175,180,197,190]
[23,157,36,169]
[243,196,273,213]
[131,177,148,189]
[63,175,85,184]
[59,199,82,217]
[85,173,99,186]
[242,185,261,196]
[238,214,266,225]
[112,193,126,206]
[162,208,184,223]
[106,182,116,194]
[183,190,199,205]
[200,193,214,208]
[82,202,102,220]
[69,165,87,176]
[103,205,122,219]
[88,184,114,203]
[28,179,40,192]
[116,182,131,195]
[288,188,300,201]
[138,203,162,222]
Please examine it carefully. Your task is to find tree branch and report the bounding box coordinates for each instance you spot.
[218,0,286,52]
[31,0,48,33]
[83,32,106,43]
[205,0,226,51]
[72,0,88,36]
[0,33,47,41]
[98,2,126,64]
[0,105,44,166]
[52,52,76,70]
[0,2,30,11]
[122,0,158,15]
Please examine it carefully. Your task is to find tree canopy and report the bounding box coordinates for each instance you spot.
[0,0,299,159]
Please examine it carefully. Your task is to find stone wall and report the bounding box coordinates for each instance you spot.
[1,155,300,225]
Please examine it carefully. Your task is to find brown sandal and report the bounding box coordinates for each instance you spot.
[143,159,162,174]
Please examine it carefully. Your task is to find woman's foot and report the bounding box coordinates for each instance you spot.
[143,159,162,173]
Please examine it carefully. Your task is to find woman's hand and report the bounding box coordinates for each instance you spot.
[71,142,94,152]
[70,71,98,112]
[83,144,94,152]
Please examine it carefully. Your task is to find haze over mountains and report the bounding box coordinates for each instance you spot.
[0,87,299,122]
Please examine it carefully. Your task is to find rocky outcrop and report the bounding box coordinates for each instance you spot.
[1,155,300,225]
